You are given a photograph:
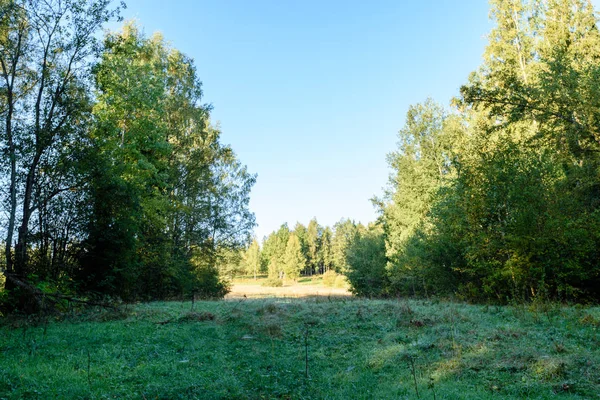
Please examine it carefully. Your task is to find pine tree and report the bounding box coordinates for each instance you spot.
[320,227,333,272]
[306,218,322,275]
[284,234,305,281]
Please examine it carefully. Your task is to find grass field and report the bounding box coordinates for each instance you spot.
[226,275,350,299]
[1,295,600,399]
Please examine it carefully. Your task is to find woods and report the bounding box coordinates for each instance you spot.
[357,0,600,302]
[0,1,255,311]
[2,1,600,398]
[2,0,600,314]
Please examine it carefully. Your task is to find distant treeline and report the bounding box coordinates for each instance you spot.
[228,217,385,296]
[229,218,363,283]
[0,1,255,312]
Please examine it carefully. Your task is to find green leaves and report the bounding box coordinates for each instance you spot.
[85,24,256,300]
[283,234,305,281]
[378,0,600,302]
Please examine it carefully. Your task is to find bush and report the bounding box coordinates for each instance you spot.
[261,278,283,287]
[193,265,230,299]
[334,275,348,289]
[322,270,338,287]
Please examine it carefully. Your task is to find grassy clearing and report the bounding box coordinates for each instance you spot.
[1,299,599,399]
[226,275,350,299]
[231,275,328,287]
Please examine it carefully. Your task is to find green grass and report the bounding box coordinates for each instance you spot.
[296,275,324,286]
[1,299,599,399]
[230,275,269,285]
[232,274,331,287]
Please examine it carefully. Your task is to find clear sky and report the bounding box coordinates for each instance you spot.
[113,1,495,240]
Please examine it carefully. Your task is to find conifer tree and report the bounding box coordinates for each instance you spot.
[284,234,305,281]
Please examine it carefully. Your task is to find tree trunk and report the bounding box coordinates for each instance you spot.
[14,151,42,276]
[4,93,16,272]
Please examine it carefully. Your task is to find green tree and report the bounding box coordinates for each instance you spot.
[346,224,388,297]
[331,219,357,273]
[263,224,290,280]
[452,0,600,301]
[82,24,255,301]
[216,248,244,281]
[0,0,121,309]
[284,234,305,281]
[243,239,261,279]
[378,99,458,295]
[319,227,333,272]
[293,222,309,274]
[306,218,322,275]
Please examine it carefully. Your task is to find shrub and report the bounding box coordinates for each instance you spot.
[193,265,230,299]
[334,275,348,289]
[261,278,283,287]
[322,270,338,287]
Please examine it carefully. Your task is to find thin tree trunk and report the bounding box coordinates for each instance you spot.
[0,21,24,288]
[4,89,16,277]
[15,151,42,274]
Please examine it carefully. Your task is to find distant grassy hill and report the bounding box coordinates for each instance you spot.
[1,298,599,399]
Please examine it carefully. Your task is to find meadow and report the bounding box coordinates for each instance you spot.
[1,293,599,399]
[226,275,350,299]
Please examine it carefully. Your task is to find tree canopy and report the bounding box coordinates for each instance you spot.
[0,2,255,311]
[367,0,600,302]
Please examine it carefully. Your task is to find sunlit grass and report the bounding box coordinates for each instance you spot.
[1,299,599,399]
[233,274,327,287]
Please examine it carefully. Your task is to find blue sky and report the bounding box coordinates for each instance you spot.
[114,1,495,239]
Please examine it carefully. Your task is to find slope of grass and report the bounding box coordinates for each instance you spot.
[1,299,599,399]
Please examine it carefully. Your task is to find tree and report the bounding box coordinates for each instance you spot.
[262,224,289,280]
[378,99,458,295]
[331,219,357,273]
[0,7,256,312]
[293,222,309,274]
[345,224,388,297]
[452,0,600,301]
[243,239,261,279]
[216,248,244,281]
[83,25,173,299]
[284,234,305,281]
[306,218,322,275]
[82,24,256,300]
[319,227,333,272]
[0,0,121,309]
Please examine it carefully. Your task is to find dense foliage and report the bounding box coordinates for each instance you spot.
[0,1,255,311]
[369,0,600,303]
[3,0,600,309]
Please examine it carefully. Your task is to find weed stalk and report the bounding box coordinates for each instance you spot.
[408,356,420,399]
[304,323,310,378]
[87,349,92,389]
